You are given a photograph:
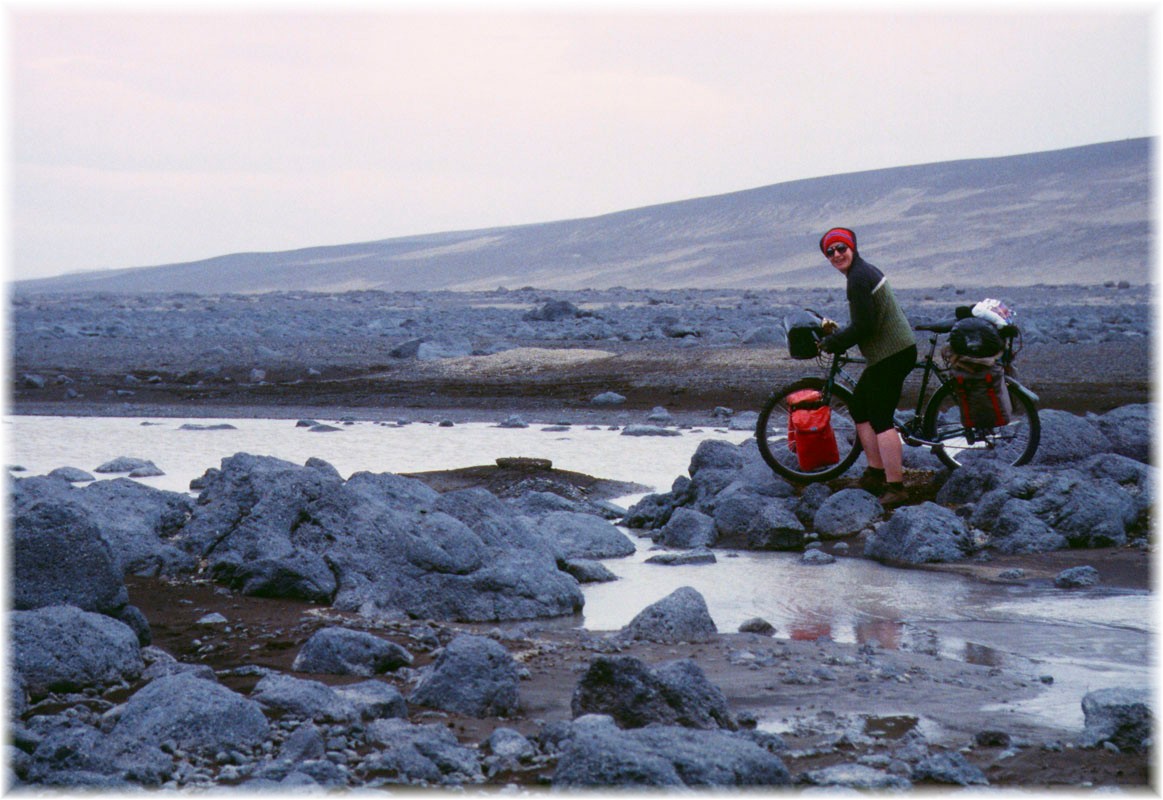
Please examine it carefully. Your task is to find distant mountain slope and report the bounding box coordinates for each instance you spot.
[13,138,1151,295]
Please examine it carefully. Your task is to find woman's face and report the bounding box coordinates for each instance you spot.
[825,242,854,273]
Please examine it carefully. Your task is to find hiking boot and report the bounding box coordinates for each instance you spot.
[879,486,909,509]
[858,468,886,494]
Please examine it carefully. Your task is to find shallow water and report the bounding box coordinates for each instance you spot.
[5,414,1153,730]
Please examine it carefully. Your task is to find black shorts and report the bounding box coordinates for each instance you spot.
[849,345,917,434]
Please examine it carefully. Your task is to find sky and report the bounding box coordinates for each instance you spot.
[4,1,1156,282]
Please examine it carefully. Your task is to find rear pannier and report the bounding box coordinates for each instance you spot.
[946,351,1013,429]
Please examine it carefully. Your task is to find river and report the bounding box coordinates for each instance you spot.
[4,414,1152,729]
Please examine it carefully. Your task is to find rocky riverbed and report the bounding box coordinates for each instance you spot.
[7,284,1156,791]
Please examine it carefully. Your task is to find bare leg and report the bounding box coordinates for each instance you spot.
[857,422,882,469]
[878,427,904,483]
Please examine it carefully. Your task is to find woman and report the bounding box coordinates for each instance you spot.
[817,227,917,507]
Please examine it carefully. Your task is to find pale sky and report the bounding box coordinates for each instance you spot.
[5,1,1156,281]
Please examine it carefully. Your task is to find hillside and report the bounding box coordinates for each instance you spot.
[12,138,1151,295]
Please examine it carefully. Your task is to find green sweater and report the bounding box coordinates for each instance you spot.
[825,256,915,366]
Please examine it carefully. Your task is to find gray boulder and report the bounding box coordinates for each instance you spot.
[538,510,637,560]
[1031,410,1112,465]
[1079,687,1152,752]
[45,467,95,483]
[362,719,483,785]
[23,720,173,788]
[563,559,619,583]
[175,454,582,622]
[911,751,988,786]
[646,548,717,566]
[552,714,791,788]
[688,438,745,475]
[864,502,975,564]
[571,656,737,730]
[741,499,806,550]
[813,488,882,539]
[14,476,195,578]
[657,507,716,549]
[11,606,144,699]
[292,627,414,676]
[94,457,159,474]
[251,672,361,723]
[111,672,269,757]
[410,634,520,718]
[1093,404,1152,463]
[592,391,626,406]
[525,299,582,321]
[1054,565,1100,588]
[333,680,410,722]
[622,424,682,437]
[11,497,128,616]
[621,586,718,644]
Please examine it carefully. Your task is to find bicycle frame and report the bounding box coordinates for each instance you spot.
[813,327,1001,448]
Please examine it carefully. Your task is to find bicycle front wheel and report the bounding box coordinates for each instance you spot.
[922,377,1040,469]
[755,378,863,483]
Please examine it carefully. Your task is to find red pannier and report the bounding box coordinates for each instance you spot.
[786,389,840,470]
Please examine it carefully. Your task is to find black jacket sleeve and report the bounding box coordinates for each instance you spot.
[821,263,877,353]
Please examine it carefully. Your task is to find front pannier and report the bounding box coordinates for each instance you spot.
[786,313,824,359]
[786,389,839,470]
[949,317,1004,358]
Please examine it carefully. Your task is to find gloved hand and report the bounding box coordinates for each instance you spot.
[818,335,844,354]
[820,318,839,335]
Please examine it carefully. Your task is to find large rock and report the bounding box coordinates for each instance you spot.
[292,627,413,676]
[864,502,975,564]
[11,494,128,615]
[362,719,483,785]
[174,454,583,622]
[410,634,520,718]
[1030,410,1113,465]
[1079,687,1152,753]
[537,510,637,560]
[657,507,717,549]
[621,586,718,643]
[251,672,363,723]
[552,715,791,788]
[1092,404,1152,463]
[11,606,144,699]
[571,656,737,730]
[111,673,269,757]
[813,488,883,539]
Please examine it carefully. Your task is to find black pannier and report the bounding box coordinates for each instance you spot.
[949,317,1004,358]
[785,312,824,359]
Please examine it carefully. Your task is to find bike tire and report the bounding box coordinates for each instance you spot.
[922,377,1041,469]
[755,377,863,483]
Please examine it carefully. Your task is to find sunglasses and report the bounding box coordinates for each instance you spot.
[825,244,849,257]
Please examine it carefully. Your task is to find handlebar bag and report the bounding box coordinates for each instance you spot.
[948,353,1012,429]
[785,313,824,359]
[789,402,840,470]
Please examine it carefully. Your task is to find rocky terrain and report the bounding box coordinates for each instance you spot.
[7,281,1156,791]
[11,283,1151,421]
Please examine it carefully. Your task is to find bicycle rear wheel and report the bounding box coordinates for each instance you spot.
[756,378,863,482]
[922,377,1040,469]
